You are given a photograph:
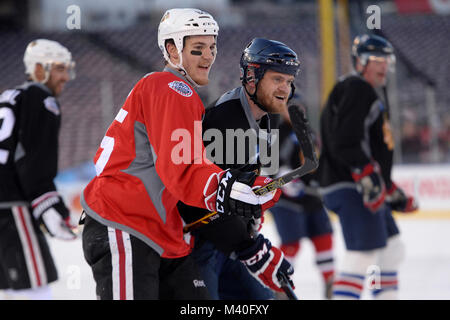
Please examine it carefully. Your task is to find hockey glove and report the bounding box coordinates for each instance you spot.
[248,215,264,235]
[386,182,418,213]
[31,192,77,240]
[237,234,294,292]
[351,162,386,212]
[205,169,281,219]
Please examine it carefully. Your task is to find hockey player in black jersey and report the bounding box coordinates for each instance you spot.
[318,34,418,299]
[180,38,301,299]
[0,39,76,299]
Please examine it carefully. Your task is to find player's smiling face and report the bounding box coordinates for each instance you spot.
[46,63,71,96]
[181,35,217,86]
[34,62,71,96]
[256,70,294,113]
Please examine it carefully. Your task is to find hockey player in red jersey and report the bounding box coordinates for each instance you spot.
[80,8,281,300]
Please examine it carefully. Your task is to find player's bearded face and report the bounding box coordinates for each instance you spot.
[181,35,217,86]
[46,63,70,96]
[256,70,294,113]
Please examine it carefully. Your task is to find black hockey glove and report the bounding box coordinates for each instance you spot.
[386,182,418,213]
[351,162,386,212]
[31,192,77,240]
[204,169,281,219]
[237,234,294,292]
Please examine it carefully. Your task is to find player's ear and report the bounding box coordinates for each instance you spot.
[34,63,46,82]
[166,41,180,65]
[355,58,365,73]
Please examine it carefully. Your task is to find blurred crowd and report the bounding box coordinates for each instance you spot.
[401,110,450,163]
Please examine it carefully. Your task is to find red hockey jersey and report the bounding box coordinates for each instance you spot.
[81,69,222,258]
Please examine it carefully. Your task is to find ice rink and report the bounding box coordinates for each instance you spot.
[43,213,450,300]
[262,215,450,300]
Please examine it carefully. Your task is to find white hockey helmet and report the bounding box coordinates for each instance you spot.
[157,8,219,73]
[23,39,75,83]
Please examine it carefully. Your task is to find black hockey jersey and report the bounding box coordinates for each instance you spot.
[0,82,61,207]
[318,74,394,192]
[178,86,278,253]
[203,86,275,172]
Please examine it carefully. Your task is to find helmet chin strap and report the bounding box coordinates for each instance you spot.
[167,51,202,88]
[243,80,268,113]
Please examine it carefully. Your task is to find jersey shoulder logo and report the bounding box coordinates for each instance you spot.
[168,81,193,97]
[43,97,60,115]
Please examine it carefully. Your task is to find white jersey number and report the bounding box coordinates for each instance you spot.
[95,136,114,176]
[0,107,15,164]
[94,108,128,176]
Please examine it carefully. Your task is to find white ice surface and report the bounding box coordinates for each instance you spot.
[34,217,450,300]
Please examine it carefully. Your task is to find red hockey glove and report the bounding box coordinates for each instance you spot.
[204,169,281,219]
[351,162,386,212]
[32,192,77,240]
[386,182,418,213]
[237,234,294,292]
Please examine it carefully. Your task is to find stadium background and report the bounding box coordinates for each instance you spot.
[1,0,449,171]
[1,0,450,300]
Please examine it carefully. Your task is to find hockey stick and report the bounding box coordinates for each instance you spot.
[278,271,298,300]
[183,105,318,233]
[253,104,318,196]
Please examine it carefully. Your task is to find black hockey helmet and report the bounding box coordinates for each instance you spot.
[351,34,395,70]
[240,38,300,111]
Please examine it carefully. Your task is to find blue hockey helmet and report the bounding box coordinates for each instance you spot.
[351,34,395,71]
[240,38,300,84]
